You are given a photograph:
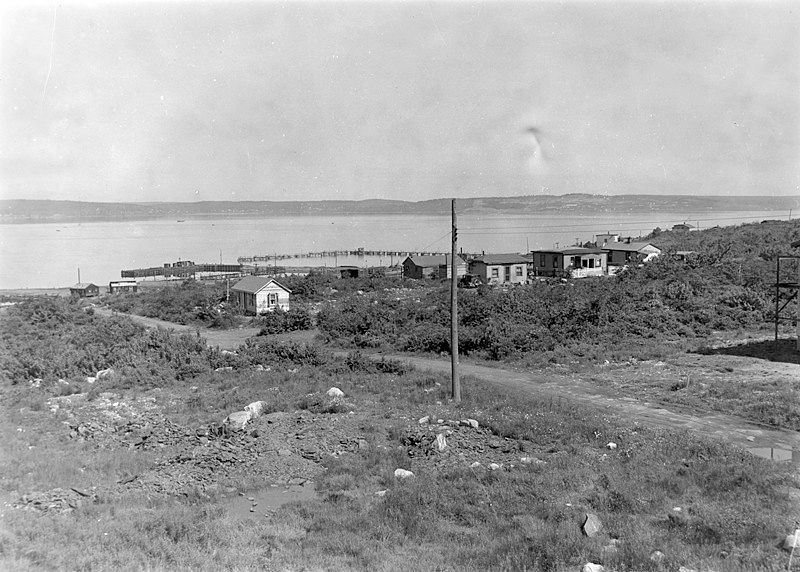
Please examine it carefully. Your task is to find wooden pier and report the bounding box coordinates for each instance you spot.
[237,249,448,264]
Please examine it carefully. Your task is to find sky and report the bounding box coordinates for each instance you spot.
[1,1,798,203]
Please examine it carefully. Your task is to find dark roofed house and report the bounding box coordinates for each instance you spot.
[531,247,607,278]
[671,223,695,232]
[70,283,100,298]
[469,254,529,285]
[231,276,291,315]
[402,255,467,280]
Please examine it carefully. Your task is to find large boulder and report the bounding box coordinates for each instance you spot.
[394,468,414,479]
[224,410,252,431]
[783,529,800,551]
[244,401,267,419]
[95,368,115,380]
[327,387,345,398]
[582,513,602,537]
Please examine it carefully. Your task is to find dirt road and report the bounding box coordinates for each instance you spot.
[94,308,261,350]
[96,308,799,461]
[355,352,800,461]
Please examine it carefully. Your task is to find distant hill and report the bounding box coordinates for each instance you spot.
[1,194,798,223]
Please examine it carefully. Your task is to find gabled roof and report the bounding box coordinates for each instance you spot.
[471,253,529,265]
[231,276,291,294]
[601,242,660,253]
[533,247,604,255]
[71,283,97,289]
[405,255,466,268]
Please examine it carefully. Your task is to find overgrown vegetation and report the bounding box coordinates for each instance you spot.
[318,220,800,364]
[103,279,241,329]
[0,320,796,570]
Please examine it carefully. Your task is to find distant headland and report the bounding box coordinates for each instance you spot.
[1,194,798,224]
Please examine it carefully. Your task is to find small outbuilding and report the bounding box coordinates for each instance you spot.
[469,254,529,285]
[602,241,662,266]
[70,283,100,298]
[671,223,695,232]
[109,280,138,294]
[231,276,291,315]
[402,255,467,280]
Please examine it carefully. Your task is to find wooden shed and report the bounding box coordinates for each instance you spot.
[70,283,100,298]
[231,276,291,315]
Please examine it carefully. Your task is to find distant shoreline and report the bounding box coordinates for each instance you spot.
[1,194,798,225]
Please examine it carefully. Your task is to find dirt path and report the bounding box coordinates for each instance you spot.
[94,308,259,350]
[95,308,799,461]
[362,352,800,460]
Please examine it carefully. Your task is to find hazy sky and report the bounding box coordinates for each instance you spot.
[1,1,798,203]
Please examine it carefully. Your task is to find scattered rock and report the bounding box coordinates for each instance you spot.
[678,567,698,572]
[394,468,414,479]
[326,387,344,398]
[95,368,115,380]
[85,376,96,384]
[465,418,479,429]
[375,490,387,497]
[224,411,252,431]
[582,563,604,572]
[214,367,233,373]
[606,442,617,450]
[649,550,665,564]
[519,456,546,465]
[488,463,501,471]
[244,401,266,419]
[782,529,800,551]
[469,461,482,469]
[29,378,42,388]
[435,433,447,451]
[746,436,755,442]
[418,416,430,425]
[582,513,602,537]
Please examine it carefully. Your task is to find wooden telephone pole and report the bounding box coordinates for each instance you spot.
[450,198,461,402]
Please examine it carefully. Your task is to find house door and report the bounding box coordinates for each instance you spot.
[504,266,511,282]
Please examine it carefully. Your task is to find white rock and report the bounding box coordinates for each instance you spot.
[254,364,265,371]
[85,376,96,384]
[327,387,344,398]
[678,567,698,572]
[606,442,617,450]
[418,416,430,425]
[466,418,479,429]
[435,433,447,451]
[95,368,114,379]
[394,468,414,479]
[469,461,482,468]
[783,529,800,551]
[649,550,665,564]
[224,410,252,431]
[582,563,604,572]
[582,513,602,537]
[214,366,233,372]
[244,401,266,419]
[29,378,42,388]
[488,463,501,471]
[374,490,387,497]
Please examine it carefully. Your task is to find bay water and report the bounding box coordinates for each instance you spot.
[0,210,788,290]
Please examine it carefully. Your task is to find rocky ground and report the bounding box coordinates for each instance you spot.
[12,379,524,517]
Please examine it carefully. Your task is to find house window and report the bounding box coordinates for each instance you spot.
[268,293,278,307]
[539,254,545,266]
[515,266,523,276]
[491,268,499,278]
[588,258,595,269]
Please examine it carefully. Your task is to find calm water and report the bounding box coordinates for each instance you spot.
[0,210,788,289]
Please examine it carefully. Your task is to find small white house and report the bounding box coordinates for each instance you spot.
[231,276,291,315]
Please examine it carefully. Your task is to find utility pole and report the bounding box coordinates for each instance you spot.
[450,198,461,403]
